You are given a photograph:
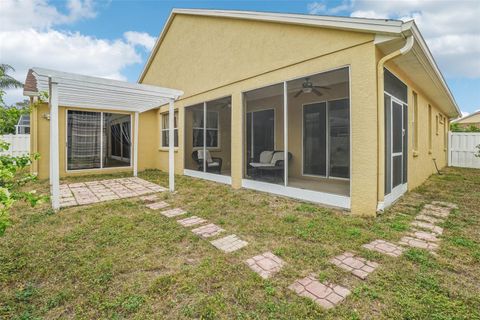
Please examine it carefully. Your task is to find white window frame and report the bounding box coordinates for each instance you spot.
[65,109,133,172]
[161,111,178,148]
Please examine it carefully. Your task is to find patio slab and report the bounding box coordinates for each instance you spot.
[362,239,404,257]
[411,221,443,235]
[409,229,440,243]
[246,252,285,279]
[161,208,187,218]
[192,223,225,238]
[288,274,351,309]
[177,216,207,227]
[210,234,248,253]
[399,236,439,251]
[146,201,170,210]
[416,214,443,224]
[330,252,379,280]
[59,177,166,208]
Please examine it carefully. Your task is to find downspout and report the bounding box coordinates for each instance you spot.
[377,35,414,210]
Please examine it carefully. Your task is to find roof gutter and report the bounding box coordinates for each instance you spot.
[377,35,414,210]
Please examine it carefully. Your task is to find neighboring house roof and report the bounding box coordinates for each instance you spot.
[139,9,460,118]
[452,110,480,124]
[24,67,183,113]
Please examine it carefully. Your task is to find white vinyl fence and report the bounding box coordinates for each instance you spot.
[0,134,31,156]
[448,132,480,169]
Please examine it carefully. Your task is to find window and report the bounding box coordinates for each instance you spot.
[192,110,219,148]
[412,91,418,151]
[436,114,439,135]
[161,111,178,147]
[67,110,131,170]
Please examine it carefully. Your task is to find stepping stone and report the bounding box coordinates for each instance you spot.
[139,194,158,203]
[146,201,170,210]
[409,229,440,243]
[192,223,225,238]
[211,234,248,253]
[288,274,350,309]
[422,205,450,218]
[161,208,186,218]
[362,240,404,257]
[431,201,458,209]
[411,221,443,235]
[399,236,439,251]
[177,216,207,227]
[416,214,443,224]
[246,252,285,279]
[330,252,379,280]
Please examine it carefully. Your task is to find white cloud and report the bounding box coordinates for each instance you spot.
[0,0,156,105]
[124,31,156,51]
[307,0,480,78]
[0,0,97,31]
[461,111,470,118]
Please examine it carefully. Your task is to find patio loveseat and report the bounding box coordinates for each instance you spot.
[249,150,292,182]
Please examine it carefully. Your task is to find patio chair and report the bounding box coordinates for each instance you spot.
[249,150,292,181]
[192,150,222,174]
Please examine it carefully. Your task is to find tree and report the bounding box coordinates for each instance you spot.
[0,64,23,106]
[0,102,30,134]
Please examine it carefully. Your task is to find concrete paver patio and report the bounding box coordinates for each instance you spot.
[59,177,167,208]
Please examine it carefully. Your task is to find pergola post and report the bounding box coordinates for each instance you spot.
[133,111,139,177]
[168,99,175,192]
[49,78,60,210]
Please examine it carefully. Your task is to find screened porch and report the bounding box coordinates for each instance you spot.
[243,67,351,208]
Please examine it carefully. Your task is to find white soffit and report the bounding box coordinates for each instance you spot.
[24,67,183,113]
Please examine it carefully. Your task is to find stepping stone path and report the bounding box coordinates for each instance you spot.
[410,221,443,235]
[59,177,166,208]
[161,208,186,218]
[146,201,170,210]
[416,214,443,224]
[245,252,285,279]
[398,236,439,251]
[210,234,248,253]
[177,216,207,227]
[140,194,158,203]
[330,252,379,280]
[362,239,404,257]
[192,223,225,238]
[408,229,439,242]
[289,275,351,309]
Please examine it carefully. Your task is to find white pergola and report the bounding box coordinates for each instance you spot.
[24,67,183,210]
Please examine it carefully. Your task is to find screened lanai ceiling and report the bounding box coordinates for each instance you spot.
[24,67,183,112]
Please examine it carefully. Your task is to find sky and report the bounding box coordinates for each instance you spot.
[0,0,479,117]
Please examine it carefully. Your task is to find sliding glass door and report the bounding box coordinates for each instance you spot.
[67,110,131,171]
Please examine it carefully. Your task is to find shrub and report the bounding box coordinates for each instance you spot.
[0,140,47,236]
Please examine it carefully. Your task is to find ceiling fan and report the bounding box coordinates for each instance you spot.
[294,77,330,98]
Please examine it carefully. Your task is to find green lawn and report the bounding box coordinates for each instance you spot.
[1,167,479,319]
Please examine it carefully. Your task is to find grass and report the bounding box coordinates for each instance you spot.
[0,167,479,319]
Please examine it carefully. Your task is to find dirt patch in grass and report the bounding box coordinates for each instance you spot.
[1,167,479,319]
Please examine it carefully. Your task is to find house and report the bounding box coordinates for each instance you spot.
[25,9,460,216]
[452,110,480,129]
